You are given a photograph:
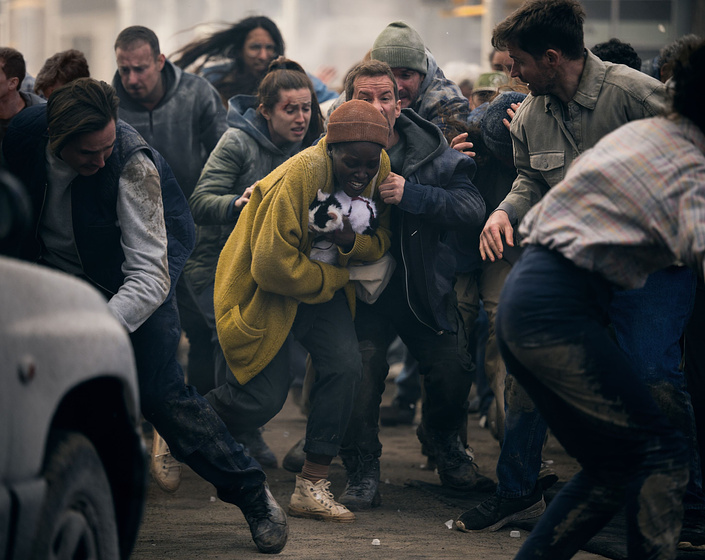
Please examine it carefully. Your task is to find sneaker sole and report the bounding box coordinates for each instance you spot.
[150,469,182,493]
[456,498,546,533]
[678,541,705,551]
[287,505,355,523]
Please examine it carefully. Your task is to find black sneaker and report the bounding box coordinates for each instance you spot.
[237,483,289,554]
[339,455,382,511]
[456,487,546,533]
[679,509,705,551]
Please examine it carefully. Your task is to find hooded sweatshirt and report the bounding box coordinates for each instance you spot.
[387,109,483,333]
[185,95,304,295]
[113,59,227,199]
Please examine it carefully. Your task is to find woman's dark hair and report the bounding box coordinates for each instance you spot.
[172,16,284,73]
[257,57,323,147]
[659,34,702,83]
[671,38,705,133]
[444,117,493,171]
[172,16,285,101]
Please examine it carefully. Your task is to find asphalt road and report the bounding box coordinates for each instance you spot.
[130,374,611,560]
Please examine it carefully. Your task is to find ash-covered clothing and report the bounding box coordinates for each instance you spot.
[340,109,482,461]
[4,103,267,503]
[498,245,689,560]
[185,94,303,295]
[326,51,470,140]
[407,49,471,138]
[521,116,705,290]
[113,59,227,199]
[213,138,391,385]
[498,49,669,227]
[41,147,169,332]
[385,109,483,332]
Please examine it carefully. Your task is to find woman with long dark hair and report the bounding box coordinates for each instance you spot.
[173,16,336,106]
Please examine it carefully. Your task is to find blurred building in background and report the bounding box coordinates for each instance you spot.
[1,0,702,90]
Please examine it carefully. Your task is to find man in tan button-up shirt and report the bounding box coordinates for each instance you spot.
[456,0,703,551]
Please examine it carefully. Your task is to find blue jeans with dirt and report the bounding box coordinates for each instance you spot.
[133,291,265,504]
[495,264,702,509]
[497,246,689,559]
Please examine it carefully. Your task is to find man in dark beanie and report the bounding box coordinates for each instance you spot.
[208,100,393,523]
[327,21,470,143]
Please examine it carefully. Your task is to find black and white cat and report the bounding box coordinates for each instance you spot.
[308,189,378,263]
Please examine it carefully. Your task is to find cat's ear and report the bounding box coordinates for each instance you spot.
[317,189,327,201]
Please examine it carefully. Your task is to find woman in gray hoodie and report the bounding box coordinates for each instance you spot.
[184,56,323,455]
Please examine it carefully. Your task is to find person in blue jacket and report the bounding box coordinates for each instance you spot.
[335,60,487,511]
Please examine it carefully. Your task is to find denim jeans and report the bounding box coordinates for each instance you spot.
[206,290,361,458]
[132,292,265,504]
[497,246,689,559]
[340,274,474,458]
[495,263,702,509]
[685,280,705,485]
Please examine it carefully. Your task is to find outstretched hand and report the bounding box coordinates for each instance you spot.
[479,210,514,262]
[450,132,476,158]
[234,182,257,210]
[502,102,523,131]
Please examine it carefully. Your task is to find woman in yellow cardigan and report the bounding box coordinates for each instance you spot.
[207,100,392,523]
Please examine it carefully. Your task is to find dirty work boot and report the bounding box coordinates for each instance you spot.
[238,428,278,468]
[282,437,306,473]
[288,476,355,523]
[150,429,182,493]
[455,485,545,532]
[417,425,480,491]
[339,455,382,511]
[237,483,289,553]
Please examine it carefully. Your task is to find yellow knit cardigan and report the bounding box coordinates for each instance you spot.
[214,138,392,384]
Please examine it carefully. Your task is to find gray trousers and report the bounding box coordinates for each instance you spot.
[206,290,362,458]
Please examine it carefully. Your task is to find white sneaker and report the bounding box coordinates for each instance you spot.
[288,475,355,523]
[150,429,182,493]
